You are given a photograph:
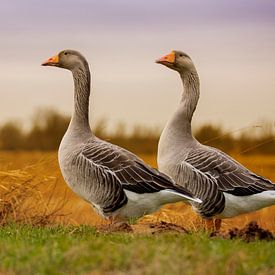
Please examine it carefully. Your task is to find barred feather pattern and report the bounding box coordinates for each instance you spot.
[71,137,196,215]
[185,146,275,196]
[173,163,224,218]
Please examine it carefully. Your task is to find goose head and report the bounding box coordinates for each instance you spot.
[42,49,88,71]
[156,50,195,73]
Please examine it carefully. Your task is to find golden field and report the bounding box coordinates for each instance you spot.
[0,151,275,231]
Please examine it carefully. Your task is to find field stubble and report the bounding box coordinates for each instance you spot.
[0,151,275,231]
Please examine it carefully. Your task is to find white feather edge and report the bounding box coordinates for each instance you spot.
[111,189,202,219]
[165,189,202,203]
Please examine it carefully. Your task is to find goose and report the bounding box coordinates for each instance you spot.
[156,50,275,229]
[41,49,201,226]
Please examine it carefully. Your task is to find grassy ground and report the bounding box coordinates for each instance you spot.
[0,152,275,274]
[0,151,275,230]
[0,224,275,275]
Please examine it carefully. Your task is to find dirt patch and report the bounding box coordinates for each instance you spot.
[96,222,133,233]
[96,221,189,235]
[96,220,274,240]
[211,221,274,242]
[148,221,189,234]
[133,221,189,235]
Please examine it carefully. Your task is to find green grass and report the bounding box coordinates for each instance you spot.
[0,225,275,275]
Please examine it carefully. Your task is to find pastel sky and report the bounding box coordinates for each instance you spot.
[1,0,275,133]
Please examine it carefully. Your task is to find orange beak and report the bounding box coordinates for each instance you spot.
[156,51,175,64]
[41,54,59,66]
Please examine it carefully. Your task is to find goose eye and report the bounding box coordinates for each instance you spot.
[179,54,183,57]
[64,52,68,55]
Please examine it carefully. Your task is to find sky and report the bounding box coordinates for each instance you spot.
[1,0,275,133]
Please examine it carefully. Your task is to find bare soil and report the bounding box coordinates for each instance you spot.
[96,220,274,243]
[211,221,274,242]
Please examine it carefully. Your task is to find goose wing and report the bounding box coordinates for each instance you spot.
[185,146,275,196]
[78,138,198,213]
[175,161,225,217]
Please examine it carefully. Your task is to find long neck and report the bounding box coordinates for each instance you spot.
[70,66,91,130]
[179,70,200,124]
[167,70,200,140]
[158,68,200,166]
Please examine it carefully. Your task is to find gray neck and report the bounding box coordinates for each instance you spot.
[70,66,91,130]
[158,68,200,164]
[170,70,200,139]
[179,70,200,123]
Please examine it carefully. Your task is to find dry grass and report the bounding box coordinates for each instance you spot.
[0,167,68,226]
[0,151,274,231]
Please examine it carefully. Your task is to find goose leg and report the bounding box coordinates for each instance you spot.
[205,218,222,232]
[214,218,222,231]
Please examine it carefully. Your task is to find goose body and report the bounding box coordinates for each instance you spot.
[42,49,201,221]
[156,50,275,220]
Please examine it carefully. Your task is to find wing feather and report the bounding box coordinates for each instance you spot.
[78,137,197,214]
[175,162,225,217]
[186,147,275,196]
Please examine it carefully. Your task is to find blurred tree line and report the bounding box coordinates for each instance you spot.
[0,109,274,155]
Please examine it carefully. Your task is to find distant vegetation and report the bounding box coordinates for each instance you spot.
[0,109,274,154]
